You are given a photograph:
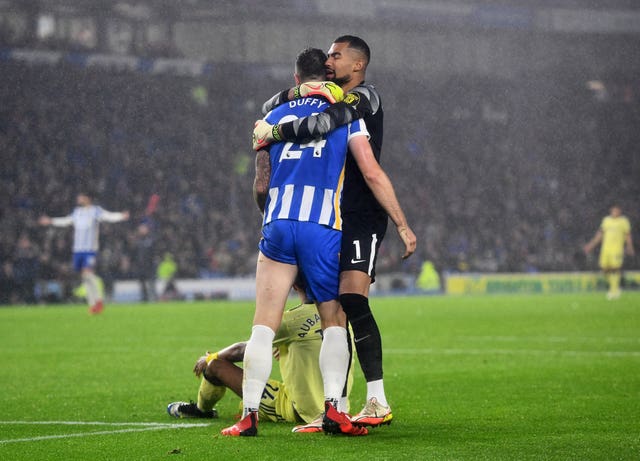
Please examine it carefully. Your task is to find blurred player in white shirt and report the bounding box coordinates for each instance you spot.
[39,192,129,314]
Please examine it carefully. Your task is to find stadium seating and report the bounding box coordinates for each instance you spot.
[0,59,638,303]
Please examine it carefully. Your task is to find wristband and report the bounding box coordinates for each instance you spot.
[205,352,219,364]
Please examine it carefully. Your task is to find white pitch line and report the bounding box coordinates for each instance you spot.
[458,335,640,344]
[0,426,169,444]
[0,421,209,427]
[0,421,210,445]
[386,348,640,357]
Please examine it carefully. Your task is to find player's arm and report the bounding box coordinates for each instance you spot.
[39,215,73,227]
[261,90,290,115]
[348,133,417,260]
[583,229,603,254]
[280,102,360,142]
[625,230,634,256]
[261,81,344,115]
[193,342,247,377]
[99,209,130,223]
[253,149,271,213]
[254,86,379,150]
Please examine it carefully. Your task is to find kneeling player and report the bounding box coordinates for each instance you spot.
[167,302,353,432]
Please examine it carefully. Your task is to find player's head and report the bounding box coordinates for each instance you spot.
[333,35,371,65]
[76,192,93,206]
[610,204,622,217]
[137,223,150,235]
[294,48,329,84]
[326,35,370,89]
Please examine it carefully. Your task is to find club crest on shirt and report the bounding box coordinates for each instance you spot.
[344,92,360,106]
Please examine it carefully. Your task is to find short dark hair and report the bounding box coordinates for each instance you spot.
[77,190,93,200]
[333,35,370,64]
[295,48,327,82]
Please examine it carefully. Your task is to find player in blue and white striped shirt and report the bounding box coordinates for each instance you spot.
[261,104,365,233]
[39,192,129,314]
[222,47,414,438]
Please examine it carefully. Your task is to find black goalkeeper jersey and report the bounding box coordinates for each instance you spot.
[340,83,384,215]
[273,82,385,215]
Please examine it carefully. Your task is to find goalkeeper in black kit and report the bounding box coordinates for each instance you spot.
[254,35,417,430]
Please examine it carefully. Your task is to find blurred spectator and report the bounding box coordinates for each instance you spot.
[0,261,16,304]
[12,234,40,304]
[157,252,179,300]
[0,57,637,299]
[415,260,441,293]
[132,222,157,302]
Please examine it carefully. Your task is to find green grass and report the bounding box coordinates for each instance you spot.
[1,293,639,460]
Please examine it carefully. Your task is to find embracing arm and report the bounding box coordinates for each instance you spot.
[277,102,360,143]
[254,86,380,149]
[279,86,379,142]
[261,81,344,115]
[261,90,291,115]
[348,135,417,259]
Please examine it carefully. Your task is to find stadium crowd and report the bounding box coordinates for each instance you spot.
[0,59,638,304]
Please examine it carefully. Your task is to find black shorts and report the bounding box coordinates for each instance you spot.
[340,211,388,281]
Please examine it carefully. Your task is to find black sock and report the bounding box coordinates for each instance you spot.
[340,293,383,382]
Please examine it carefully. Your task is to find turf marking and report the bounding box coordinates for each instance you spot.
[387,348,640,357]
[459,335,640,344]
[0,421,209,427]
[0,421,210,445]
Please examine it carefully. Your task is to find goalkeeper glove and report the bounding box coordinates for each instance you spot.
[253,119,282,151]
[294,81,344,104]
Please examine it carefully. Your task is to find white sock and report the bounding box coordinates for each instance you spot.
[82,273,100,306]
[367,379,388,407]
[242,324,275,416]
[338,396,349,413]
[319,326,349,402]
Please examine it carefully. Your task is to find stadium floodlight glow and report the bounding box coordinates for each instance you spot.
[586,80,605,91]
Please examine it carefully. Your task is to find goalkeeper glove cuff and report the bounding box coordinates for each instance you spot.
[253,119,282,150]
[271,124,282,142]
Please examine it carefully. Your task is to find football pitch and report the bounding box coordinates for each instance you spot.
[1,292,638,460]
